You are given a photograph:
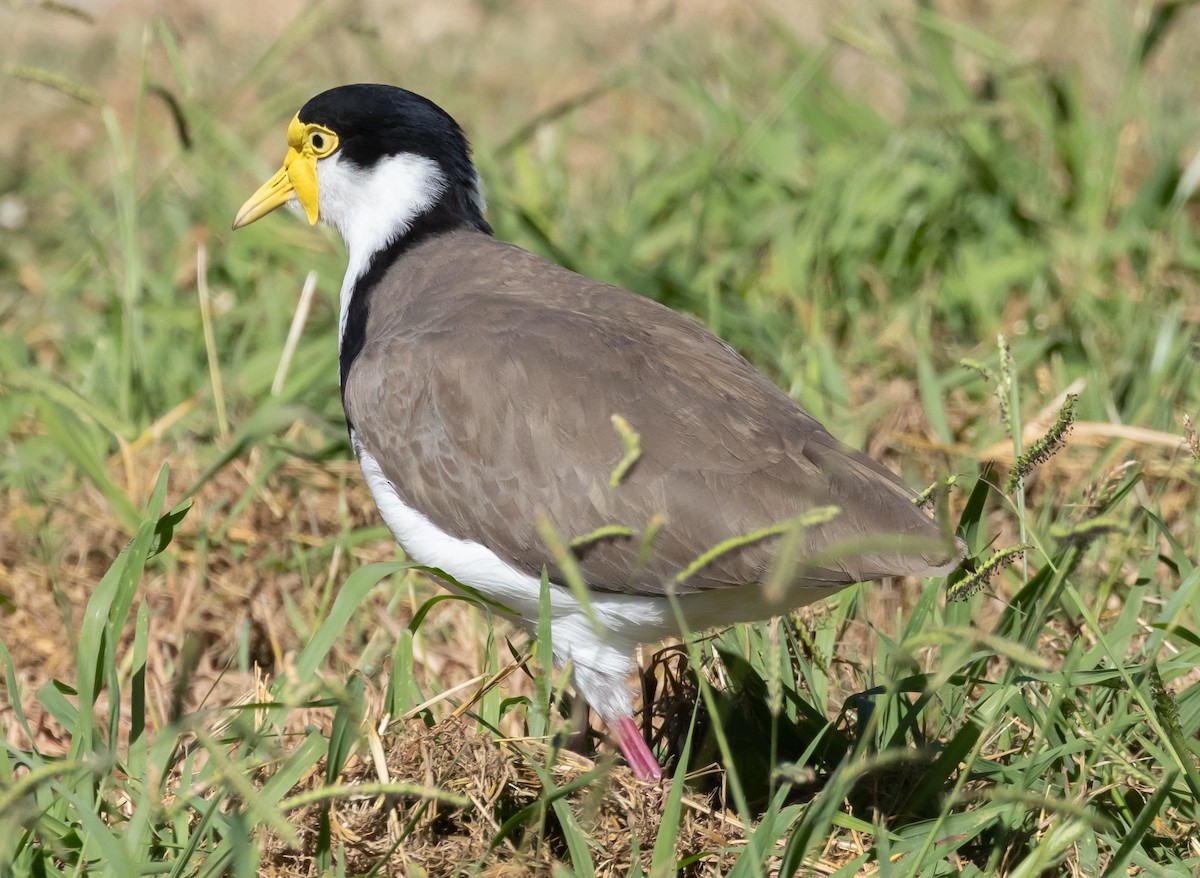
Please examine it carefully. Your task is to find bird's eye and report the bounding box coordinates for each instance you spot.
[305,126,338,157]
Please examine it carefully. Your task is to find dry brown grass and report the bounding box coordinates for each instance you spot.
[257,715,762,877]
[0,436,489,750]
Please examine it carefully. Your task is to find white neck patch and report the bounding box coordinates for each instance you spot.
[314,151,447,349]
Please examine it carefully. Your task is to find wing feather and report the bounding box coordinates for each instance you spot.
[344,232,959,595]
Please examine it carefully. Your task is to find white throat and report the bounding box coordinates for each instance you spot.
[314,152,447,349]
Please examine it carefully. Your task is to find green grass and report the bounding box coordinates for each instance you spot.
[2,0,1199,875]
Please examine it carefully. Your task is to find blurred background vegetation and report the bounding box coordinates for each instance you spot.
[1,0,1198,875]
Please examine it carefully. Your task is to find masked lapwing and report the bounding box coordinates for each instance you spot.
[233,84,962,781]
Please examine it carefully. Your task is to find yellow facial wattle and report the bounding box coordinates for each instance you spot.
[233,114,339,229]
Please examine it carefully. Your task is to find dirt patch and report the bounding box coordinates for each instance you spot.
[260,714,753,877]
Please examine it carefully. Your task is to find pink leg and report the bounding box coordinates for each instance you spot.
[613,716,662,781]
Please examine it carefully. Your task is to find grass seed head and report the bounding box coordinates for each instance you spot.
[1005,392,1078,494]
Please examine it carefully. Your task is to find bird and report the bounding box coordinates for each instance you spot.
[233,83,962,781]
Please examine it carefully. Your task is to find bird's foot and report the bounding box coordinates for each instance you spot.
[613,715,662,781]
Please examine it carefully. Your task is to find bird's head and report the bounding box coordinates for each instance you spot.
[233,84,489,254]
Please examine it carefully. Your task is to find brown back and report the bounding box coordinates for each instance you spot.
[344,230,959,595]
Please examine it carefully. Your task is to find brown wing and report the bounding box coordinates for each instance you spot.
[344,232,960,595]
